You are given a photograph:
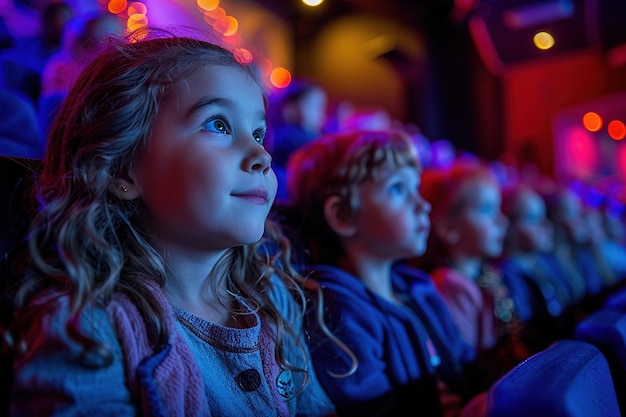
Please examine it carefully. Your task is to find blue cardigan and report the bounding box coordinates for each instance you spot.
[11,278,335,417]
[303,263,487,417]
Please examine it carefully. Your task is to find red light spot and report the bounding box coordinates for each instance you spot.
[108,0,127,14]
[582,111,603,132]
[608,120,626,140]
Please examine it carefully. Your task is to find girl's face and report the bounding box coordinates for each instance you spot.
[132,64,276,252]
[298,87,327,133]
[448,178,507,259]
[350,165,431,261]
[558,189,589,245]
[508,188,554,253]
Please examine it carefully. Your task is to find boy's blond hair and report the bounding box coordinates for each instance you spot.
[286,129,420,265]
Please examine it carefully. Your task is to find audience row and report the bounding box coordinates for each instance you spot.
[1,14,625,417]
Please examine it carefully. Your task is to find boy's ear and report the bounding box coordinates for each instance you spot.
[108,168,141,200]
[323,195,357,238]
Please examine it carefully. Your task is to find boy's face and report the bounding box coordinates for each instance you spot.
[510,189,554,253]
[449,179,507,259]
[558,189,589,245]
[348,165,431,261]
[132,64,276,252]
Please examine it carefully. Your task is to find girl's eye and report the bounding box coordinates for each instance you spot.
[390,182,407,196]
[524,213,540,224]
[203,118,230,134]
[253,127,267,144]
[476,202,496,215]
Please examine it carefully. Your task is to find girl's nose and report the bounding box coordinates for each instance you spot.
[498,212,509,229]
[243,136,272,175]
[415,194,431,213]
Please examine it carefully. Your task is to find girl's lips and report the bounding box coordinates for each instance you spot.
[232,188,269,205]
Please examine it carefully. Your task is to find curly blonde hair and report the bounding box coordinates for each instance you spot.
[13,28,313,386]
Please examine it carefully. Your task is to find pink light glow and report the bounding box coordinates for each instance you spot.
[564,126,598,178]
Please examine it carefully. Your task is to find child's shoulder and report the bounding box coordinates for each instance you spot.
[431,266,479,293]
[393,263,432,282]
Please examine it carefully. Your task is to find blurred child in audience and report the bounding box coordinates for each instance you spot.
[418,160,531,380]
[499,181,576,350]
[0,86,42,158]
[267,79,327,201]
[0,2,74,103]
[39,11,124,136]
[600,197,626,282]
[580,184,626,285]
[283,129,491,417]
[543,181,615,313]
[340,107,393,132]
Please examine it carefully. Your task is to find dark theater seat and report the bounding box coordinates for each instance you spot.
[485,339,621,417]
[575,308,626,415]
[0,156,40,415]
[0,156,40,259]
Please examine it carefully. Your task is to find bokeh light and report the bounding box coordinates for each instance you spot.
[127,13,148,31]
[533,31,555,50]
[608,120,626,140]
[127,2,147,16]
[222,32,241,46]
[564,126,597,178]
[270,67,292,88]
[302,0,324,6]
[108,0,127,14]
[203,6,226,22]
[213,16,238,36]
[582,111,603,132]
[197,0,219,12]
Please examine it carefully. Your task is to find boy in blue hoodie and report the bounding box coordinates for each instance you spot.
[280,129,490,417]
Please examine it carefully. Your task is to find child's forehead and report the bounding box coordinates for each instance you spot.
[350,139,418,165]
[169,65,264,102]
[456,176,500,201]
[368,160,418,178]
[181,63,256,84]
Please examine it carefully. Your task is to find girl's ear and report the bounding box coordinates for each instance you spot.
[323,195,357,238]
[108,167,141,200]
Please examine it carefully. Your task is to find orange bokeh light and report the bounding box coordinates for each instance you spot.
[222,32,241,46]
[270,67,292,89]
[582,111,603,132]
[533,31,555,50]
[108,0,127,14]
[213,16,238,36]
[127,2,147,16]
[608,120,626,140]
[127,14,148,30]
[197,0,219,12]
[203,6,226,21]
